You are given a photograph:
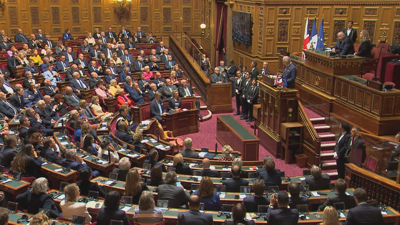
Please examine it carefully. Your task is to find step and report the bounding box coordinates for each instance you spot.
[321,142,336,147]
[320,151,335,160]
[318,133,336,138]
[313,124,331,133]
[200,105,207,109]
[199,109,212,121]
[310,117,326,125]
[321,160,337,170]
[327,171,339,180]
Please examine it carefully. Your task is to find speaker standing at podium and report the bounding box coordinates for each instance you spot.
[282,56,297,89]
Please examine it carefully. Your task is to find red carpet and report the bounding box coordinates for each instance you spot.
[176,97,308,177]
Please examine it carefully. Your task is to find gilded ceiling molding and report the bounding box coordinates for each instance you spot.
[233,0,400,5]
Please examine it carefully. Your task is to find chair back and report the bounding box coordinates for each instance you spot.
[66,124,75,136]
[133,213,164,225]
[365,155,378,173]
[351,148,364,167]
[140,104,152,121]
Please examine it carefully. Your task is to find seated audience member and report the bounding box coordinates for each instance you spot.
[97,191,130,225]
[134,191,163,223]
[42,64,61,87]
[80,100,100,124]
[173,153,192,175]
[133,131,145,153]
[98,138,120,163]
[19,115,31,144]
[167,90,181,113]
[354,30,372,58]
[29,132,44,153]
[65,149,98,176]
[222,166,249,192]
[73,119,84,144]
[220,145,234,161]
[344,188,384,225]
[69,72,88,95]
[26,108,54,136]
[35,100,57,128]
[41,137,63,165]
[161,78,176,99]
[130,82,146,105]
[332,31,355,56]
[119,66,130,83]
[194,177,222,211]
[30,211,50,225]
[177,195,214,225]
[0,92,18,118]
[60,183,92,223]
[318,178,356,211]
[147,83,158,101]
[147,165,164,186]
[179,137,199,158]
[116,88,135,108]
[150,91,166,123]
[320,206,341,225]
[10,87,25,111]
[112,157,131,181]
[202,158,219,177]
[243,180,270,213]
[115,121,134,145]
[125,169,149,204]
[223,203,255,225]
[82,134,98,156]
[144,148,166,172]
[10,144,43,178]
[43,79,59,97]
[16,177,60,218]
[64,87,81,108]
[305,165,330,191]
[257,157,282,190]
[232,158,248,178]
[26,82,44,105]
[94,81,112,103]
[158,171,190,208]
[266,192,299,224]
[88,71,101,88]
[104,69,116,85]
[0,208,9,225]
[288,181,309,209]
[0,134,18,168]
[91,96,112,120]
[108,79,119,96]
[116,105,138,133]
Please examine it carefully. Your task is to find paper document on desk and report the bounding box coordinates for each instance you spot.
[121,207,131,212]
[189,163,195,168]
[210,166,216,170]
[312,191,320,197]
[198,152,207,158]
[141,140,149,143]
[141,120,151,125]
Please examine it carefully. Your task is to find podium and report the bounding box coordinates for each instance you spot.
[161,109,199,137]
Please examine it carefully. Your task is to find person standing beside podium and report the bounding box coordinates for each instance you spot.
[282,56,297,89]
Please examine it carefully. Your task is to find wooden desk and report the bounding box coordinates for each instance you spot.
[41,163,77,189]
[217,115,259,161]
[8,109,27,129]
[0,174,29,198]
[161,109,199,137]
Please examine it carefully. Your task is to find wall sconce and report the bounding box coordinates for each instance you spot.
[113,0,131,24]
[200,23,206,36]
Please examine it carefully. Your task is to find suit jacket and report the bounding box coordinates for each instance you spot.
[246,85,259,103]
[61,51,76,62]
[119,29,132,39]
[250,67,259,80]
[0,42,9,50]
[333,37,355,55]
[261,67,270,75]
[129,89,146,105]
[16,191,60,218]
[10,94,24,111]
[147,90,156,101]
[121,54,134,65]
[15,34,29,42]
[44,39,55,48]
[0,100,17,118]
[137,31,145,39]
[156,46,168,55]
[282,63,297,89]
[344,204,384,225]
[335,132,352,159]
[19,127,29,144]
[7,56,20,74]
[96,208,130,225]
[179,149,199,158]
[67,159,87,171]
[41,148,63,165]
[89,48,100,60]
[26,88,43,104]
[356,40,372,58]
[318,194,357,211]
[88,65,102,75]
[161,85,177,99]
[164,60,176,70]
[150,99,166,118]
[343,28,357,44]
[258,168,282,190]
[177,210,214,225]
[133,61,145,72]
[28,39,41,49]
[243,196,270,212]
[178,86,194,98]
[35,107,53,127]
[0,145,17,168]
[174,163,192,175]
[158,184,190,208]
[125,41,136,49]
[112,168,129,181]
[102,48,114,59]
[266,208,299,225]
[73,58,89,68]
[106,31,117,39]
[167,98,181,111]
[289,196,309,209]
[211,73,225,84]
[56,60,69,72]
[64,93,81,108]
[143,159,167,172]
[148,61,160,71]
[202,168,219,177]
[69,78,88,91]
[305,174,330,191]
[107,65,119,75]
[222,178,249,192]
[115,130,134,145]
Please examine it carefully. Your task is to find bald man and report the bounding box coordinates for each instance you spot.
[332,31,355,56]
[201,158,219,177]
[282,56,297,89]
[177,195,214,225]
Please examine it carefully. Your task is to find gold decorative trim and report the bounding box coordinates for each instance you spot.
[233,0,400,5]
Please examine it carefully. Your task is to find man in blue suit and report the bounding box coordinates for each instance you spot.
[56,55,70,72]
[281,56,297,89]
[69,72,88,97]
[24,60,39,75]
[150,92,166,123]
[121,49,134,65]
[333,31,355,56]
[0,134,18,168]
[61,47,75,63]
[65,149,100,177]
[129,82,146,105]
[14,29,28,42]
[266,192,299,225]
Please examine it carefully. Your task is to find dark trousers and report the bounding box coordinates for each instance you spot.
[248,102,254,120]
[235,93,241,114]
[195,99,201,115]
[241,97,248,117]
[153,115,163,124]
[230,80,235,97]
[337,158,346,179]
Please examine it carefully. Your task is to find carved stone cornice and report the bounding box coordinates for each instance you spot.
[234,0,400,5]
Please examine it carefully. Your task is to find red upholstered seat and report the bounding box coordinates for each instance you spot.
[365,155,378,173]
[360,47,382,80]
[110,118,118,133]
[351,148,365,167]
[21,176,36,184]
[181,99,194,109]
[383,81,395,88]
[362,73,375,80]
[140,105,152,121]
[377,42,390,53]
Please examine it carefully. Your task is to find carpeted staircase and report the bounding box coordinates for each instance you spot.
[303,107,338,180]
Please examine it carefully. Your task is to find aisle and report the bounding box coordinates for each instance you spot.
[176,97,307,177]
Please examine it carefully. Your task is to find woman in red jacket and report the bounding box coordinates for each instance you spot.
[116,88,135,108]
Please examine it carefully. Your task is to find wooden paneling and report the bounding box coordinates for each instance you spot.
[230,1,399,74]
[0,0,203,39]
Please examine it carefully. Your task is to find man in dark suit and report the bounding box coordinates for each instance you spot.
[26,107,54,136]
[222,166,249,192]
[160,49,170,63]
[119,26,132,39]
[106,27,117,40]
[250,61,259,80]
[257,157,282,190]
[245,79,259,124]
[239,72,252,120]
[42,137,63,165]
[281,56,297,89]
[349,126,367,165]
[211,67,225,84]
[65,150,99,177]
[62,47,75,63]
[343,20,357,44]
[35,29,45,42]
[121,49,134,65]
[333,31,355,56]
[43,96,60,121]
[261,62,270,75]
[179,138,199,158]
[147,84,158,102]
[102,43,114,59]
[150,92,166,123]
[148,56,160,71]
[158,171,190,208]
[136,26,145,39]
[107,61,119,76]
[44,35,55,48]
[10,87,25,111]
[19,115,31,144]
[164,55,176,70]
[89,44,101,60]
[129,82,146,105]
[345,188,384,225]
[35,100,56,129]
[305,165,330,191]
[64,87,81,108]
[161,79,177,99]
[43,79,58,97]
[143,148,167,172]
[88,61,103,75]
[243,179,270,212]
[28,34,41,49]
[115,121,134,145]
[133,56,145,72]
[0,37,9,50]
[56,55,70,72]
[201,158,219,177]
[177,195,214,225]
[156,41,168,55]
[73,54,89,69]
[288,181,309,209]
[14,29,28,42]
[153,72,165,89]
[69,72,88,97]
[24,60,39,75]
[103,69,116,85]
[7,52,22,76]
[233,70,243,116]
[125,37,136,50]
[318,178,357,211]
[0,134,18,168]
[98,32,108,46]
[0,91,18,118]
[266,192,299,225]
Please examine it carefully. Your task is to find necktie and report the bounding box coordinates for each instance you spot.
[50,86,54,92]
[80,60,85,67]
[48,41,52,48]
[95,51,97,58]
[127,56,131,64]
[169,61,172,68]
[72,94,79,103]
[139,32,141,38]
[185,87,190,96]
[110,67,115,74]
[68,54,72,62]
[62,62,65,71]
[4,43,7,49]
[103,37,106,43]
[21,35,27,42]
[139,62,142,69]
[124,31,128,38]
[158,102,162,114]
[108,49,111,58]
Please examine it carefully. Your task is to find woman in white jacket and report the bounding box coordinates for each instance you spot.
[98,138,120,163]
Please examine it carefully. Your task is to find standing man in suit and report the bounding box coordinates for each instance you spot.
[177,195,214,225]
[10,87,25,111]
[233,70,243,116]
[150,92,166,123]
[318,178,357,211]
[305,165,330,191]
[348,126,366,164]
[178,79,201,118]
[136,27,146,39]
[222,166,249,192]
[261,62,270,75]
[179,138,199,158]
[345,188,384,225]
[281,56,297,89]
[250,61,259,80]
[243,179,269,212]
[201,158,219,177]
[245,79,258,124]
[334,121,352,179]
[343,20,357,44]
[106,27,117,40]
[257,157,282,190]
[333,31,355,56]
[239,72,252,120]
[266,192,299,225]
[14,29,28,42]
